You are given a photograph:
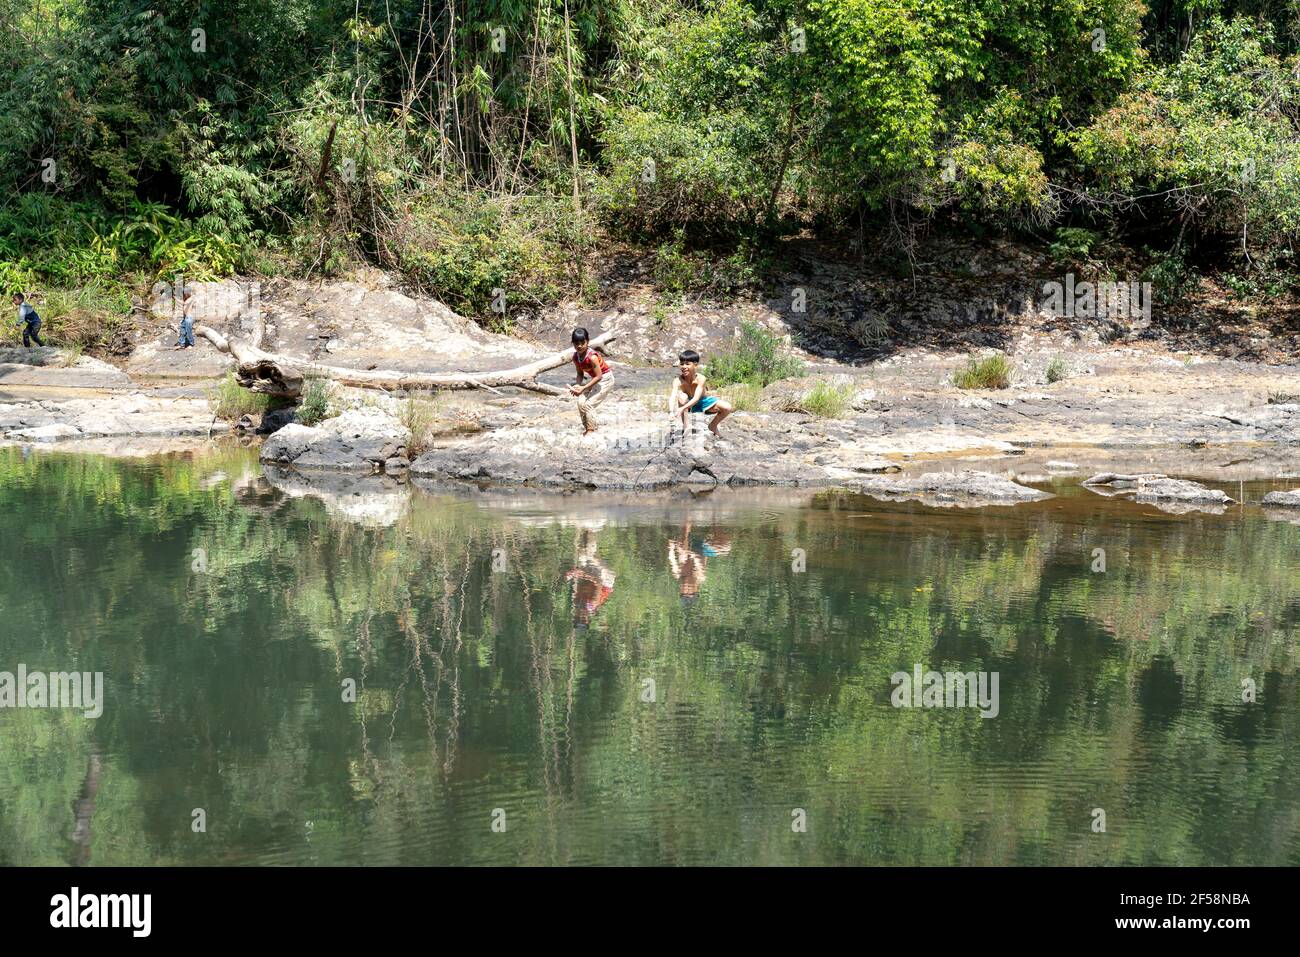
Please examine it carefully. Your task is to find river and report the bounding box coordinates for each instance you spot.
[1,445,1297,865]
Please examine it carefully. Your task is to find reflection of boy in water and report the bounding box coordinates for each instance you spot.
[667,520,731,602]
[565,528,616,630]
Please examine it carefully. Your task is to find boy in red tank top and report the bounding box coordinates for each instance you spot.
[568,327,614,435]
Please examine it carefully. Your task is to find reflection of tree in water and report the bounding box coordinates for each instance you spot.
[350,523,588,861]
[68,750,103,867]
[353,537,473,792]
[514,539,579,863]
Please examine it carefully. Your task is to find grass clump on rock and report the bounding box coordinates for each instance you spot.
[724,382,765,412]
[770,377,857,417]
[210,372,272,421]
[400,395,440,457]
[953,353,1013,390]
[798,380,855,417]
[296,377,332,426]
[707,321,804,388]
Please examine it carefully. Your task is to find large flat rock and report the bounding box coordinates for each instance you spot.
[0,348,132,388]
[850,470,1053,507]
[125,275,549,380]
[0,392,214,444]
[409,429,813,489]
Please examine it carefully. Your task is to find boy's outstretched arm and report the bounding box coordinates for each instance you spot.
[666,378,704,418]
[665,377,682,416]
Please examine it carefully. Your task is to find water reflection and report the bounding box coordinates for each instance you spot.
[0,445,1298,866]
[566,528,616,631]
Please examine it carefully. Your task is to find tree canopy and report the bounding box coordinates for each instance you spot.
[2,1,1299,313]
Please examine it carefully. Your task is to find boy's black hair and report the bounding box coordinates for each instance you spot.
[571,327,589,345]
[679,349,700,364]
[11,292,24,301]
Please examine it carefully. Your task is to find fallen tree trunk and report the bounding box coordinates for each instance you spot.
[195,325,305,398]
[195,325,616,399]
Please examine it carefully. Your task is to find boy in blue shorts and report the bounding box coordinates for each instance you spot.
[667,349,732,436]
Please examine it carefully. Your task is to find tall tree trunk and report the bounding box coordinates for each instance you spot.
[562,0,582,212]
[765,97,798,226]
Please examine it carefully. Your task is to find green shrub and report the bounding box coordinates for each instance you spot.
[953,353,1013,389]
[0,198,248,287]
[1049,227,1105,273]
[37,282,134,351]
[395,190,596,325]
[297,377,332,426]
[1142,244,1199,306]
[1045,357,1068,384]
[594,105,771,237]
[650,232,773,301]
[707,321,804,388]
[210,372,273,421]
[1074,17,1300,262]
[652,231,703,296]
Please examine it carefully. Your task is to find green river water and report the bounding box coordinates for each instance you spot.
[1,445,1297,866]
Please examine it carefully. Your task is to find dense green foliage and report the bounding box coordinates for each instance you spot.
[3,0,1300,323]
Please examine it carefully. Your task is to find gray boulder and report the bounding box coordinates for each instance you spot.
[259,408,297,434]
[4,423,83,442]
[260,423,330,464]
[1261,489,1300,507]
[1134,478,1234,505]
[260,409,408,471]
[1082,471,1234,511]
[851,470,1052,507]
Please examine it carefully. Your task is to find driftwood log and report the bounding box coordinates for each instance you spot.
[195,323,617,399]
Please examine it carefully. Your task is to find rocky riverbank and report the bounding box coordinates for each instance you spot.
[5,270,1300,503]
[253,322,1300,494]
